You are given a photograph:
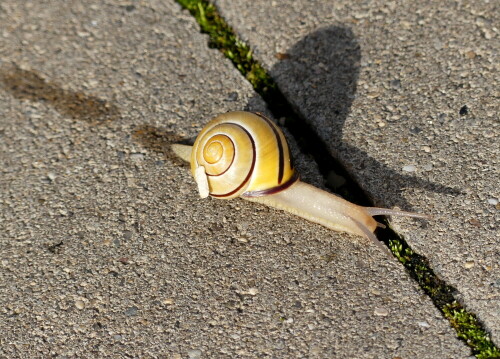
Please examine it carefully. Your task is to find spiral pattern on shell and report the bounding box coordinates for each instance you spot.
[190,111,298,199]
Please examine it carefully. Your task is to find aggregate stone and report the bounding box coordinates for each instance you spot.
[0,0,470,358]
[216,0,499,346]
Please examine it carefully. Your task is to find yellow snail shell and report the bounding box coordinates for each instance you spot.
[190,111,298,199]
[172,111,430,253]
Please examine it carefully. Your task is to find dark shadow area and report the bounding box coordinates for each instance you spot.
[131,125,193,167]
[0,63,120,125]
[264,26,461,209]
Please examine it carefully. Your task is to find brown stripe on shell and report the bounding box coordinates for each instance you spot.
[210,123,256,198]
[241,172,299,198]
[254,112,285,184]
[206,138,235,177]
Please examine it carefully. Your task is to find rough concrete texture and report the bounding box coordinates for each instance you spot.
[0,1,471,358]
[216,0,500,346]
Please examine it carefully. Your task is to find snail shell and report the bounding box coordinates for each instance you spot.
[190,111,298,199]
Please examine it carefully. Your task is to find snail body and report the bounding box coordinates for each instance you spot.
[172,111,429,251]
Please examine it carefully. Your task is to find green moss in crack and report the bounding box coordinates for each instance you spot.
[389,238,411,264]
[382,223,455,307]
[443,302,500,359]
[385,225,498,357]
[176,0,276,98]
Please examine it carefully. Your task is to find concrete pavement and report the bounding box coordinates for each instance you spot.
[1,0,495,357]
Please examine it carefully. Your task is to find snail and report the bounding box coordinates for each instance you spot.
[172,111,430,252]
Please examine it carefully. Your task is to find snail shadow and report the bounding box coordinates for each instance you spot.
[265,25,461,210]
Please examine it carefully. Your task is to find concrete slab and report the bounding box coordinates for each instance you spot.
[0,0,470,358]
[215,0,500,345]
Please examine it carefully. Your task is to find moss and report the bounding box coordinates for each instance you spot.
[385,227,455,308]
[444,302,500,358]
[175,1,500,357]
[176,0,276,98]
[384,225,498,357]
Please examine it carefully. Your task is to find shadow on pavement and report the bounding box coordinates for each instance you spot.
[0,63,120,125]
[132,124,192,167]
[268,25,462,209]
